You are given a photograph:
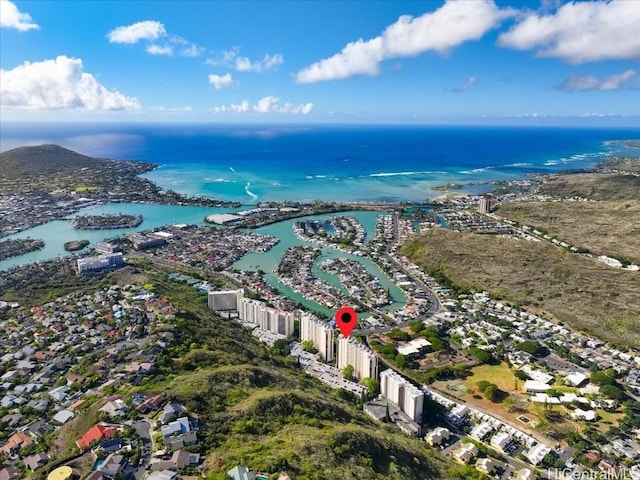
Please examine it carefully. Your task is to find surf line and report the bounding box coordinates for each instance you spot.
[230,166,259,203]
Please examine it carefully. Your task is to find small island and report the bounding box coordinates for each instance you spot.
[64,239,90,251]
[0,238,45,261]
[431,183,463,191]
[71,213,143,230]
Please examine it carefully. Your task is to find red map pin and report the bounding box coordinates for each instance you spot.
[335,306,357,338]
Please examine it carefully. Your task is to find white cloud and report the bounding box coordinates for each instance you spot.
[235,53,284,72]
[108,20,166,44]
[0,55,140,110]
[181,44,205,57]
[108,20,204,57]
[213,96,313,114]
[208,73,234,90]
[0,0,39,31]
[206,47,240,67]
[155,105,194,113]
[498,0,640,63]
[213,100,250,114]
[207,49,283,72]
[146,44,173,56]
[453,76,479,92]
[557,69,638,92]
[296,0,511,83]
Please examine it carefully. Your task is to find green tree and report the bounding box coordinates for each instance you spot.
[469,347,495,365]
[301,340,314,352]
[342,364,355,381]
[600,384,625,402]
[272,339,289,356]
[515,340,544,356]
[395,354,408,368]
[388,328,410,341]
[590,371,616,386]
[361,377,380,395]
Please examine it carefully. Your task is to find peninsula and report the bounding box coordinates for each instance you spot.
[0,144,242,237]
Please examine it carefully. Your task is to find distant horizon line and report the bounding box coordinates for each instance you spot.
[1,119,639,129]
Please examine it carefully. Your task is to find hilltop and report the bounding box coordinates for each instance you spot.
[0,143,154,194]
[0,144,152,178]
[0,144,239,237]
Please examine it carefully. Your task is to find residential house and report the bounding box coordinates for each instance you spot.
[53,409,75,424]
[0,467,21,480]
[24,420,54,437]
[159,403,186,424]
[476,458,497,475]
[23,452,50,471]
[454,443,478,464]
[77,424,117,449]
[147,471,178,480]
[99,399,129,417]
[228,465,256,480]
[166,431,198,451]
[161,416,190,438]
[525,443,552,465]
[425,427,450,447]
[0,431,34,455]
[48,385,70,402]
[98,438,124,454]
[151,449,200,471]
[98,453,127,478]
[490,431,512,452]
[470,422,492,441]
[136,393,166,414]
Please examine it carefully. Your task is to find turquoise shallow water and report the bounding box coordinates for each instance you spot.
[232,210,405,316]
[1,205,405,317]
[0,203,236,270]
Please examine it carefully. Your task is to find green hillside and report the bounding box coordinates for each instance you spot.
[0,144,109,177]
[114,273,456,480]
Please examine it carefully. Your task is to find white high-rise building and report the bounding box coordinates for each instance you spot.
[300,313,334,361]
[77,253,124,273]
[238,298,294,337]
[208,289,244,311]
[238,298,263,324]
[257,307,295,337]
[337,335,378,381]
[380,369,424,423]
[402,384,424,423]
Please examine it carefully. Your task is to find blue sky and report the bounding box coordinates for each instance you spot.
[1,0,639,125]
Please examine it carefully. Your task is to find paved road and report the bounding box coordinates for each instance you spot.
[132,419,153,480]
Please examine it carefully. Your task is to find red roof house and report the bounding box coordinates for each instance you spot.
[76,424,117,449]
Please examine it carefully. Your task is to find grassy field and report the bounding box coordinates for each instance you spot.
[497,200,640,264]
[402,228,640,346]
[465,363,520,394]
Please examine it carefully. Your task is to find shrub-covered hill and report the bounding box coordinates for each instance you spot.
[402,228,640,347]
[162,367,451,480]
[0,144,153,179]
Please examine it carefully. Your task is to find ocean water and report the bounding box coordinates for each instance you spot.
[2,123,639,203]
